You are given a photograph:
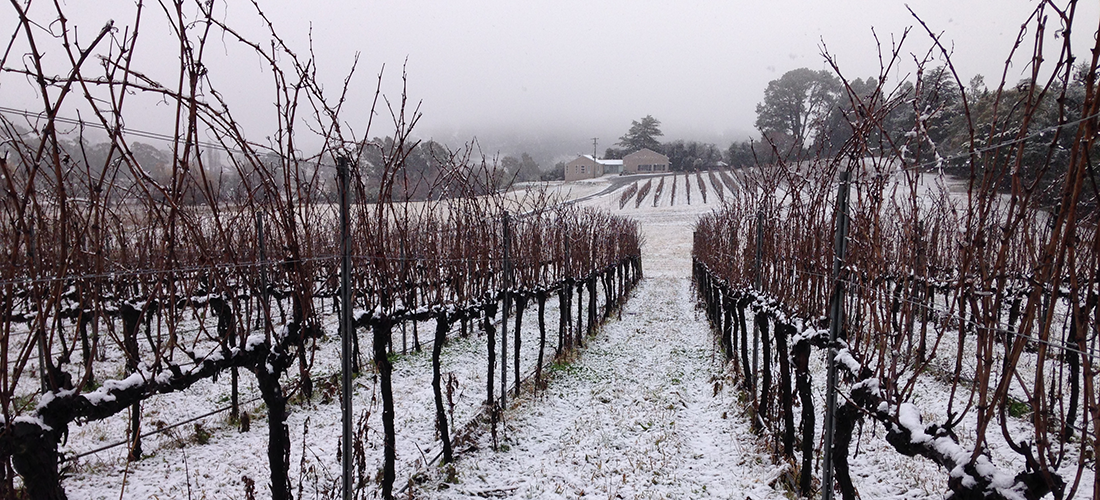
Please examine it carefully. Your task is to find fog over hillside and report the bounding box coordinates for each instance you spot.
[426,125,754,170]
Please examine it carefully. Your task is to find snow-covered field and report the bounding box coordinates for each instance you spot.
[56,170,1091,499]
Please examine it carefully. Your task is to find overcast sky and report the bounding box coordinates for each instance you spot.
[5,0,1099,162]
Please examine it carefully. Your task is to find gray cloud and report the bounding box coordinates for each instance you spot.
[6,0,1096,163]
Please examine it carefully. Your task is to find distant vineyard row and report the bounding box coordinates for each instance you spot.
[617,169,744,209]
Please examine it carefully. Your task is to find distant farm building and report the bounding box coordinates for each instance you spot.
[564,148,669,181]
[565,155,623,181]
[623,148,670,174]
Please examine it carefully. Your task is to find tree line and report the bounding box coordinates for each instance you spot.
[591,64,1097,214]
[0,131,549,204]
[752,63,1098,211]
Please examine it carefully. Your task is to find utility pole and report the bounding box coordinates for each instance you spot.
[592,137,599,158]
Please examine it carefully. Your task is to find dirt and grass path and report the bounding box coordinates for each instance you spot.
[426,206,789,499]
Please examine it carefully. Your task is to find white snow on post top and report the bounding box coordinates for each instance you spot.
[834,348,861,374]
[81,372,147,406]
[13,414,52,431]
[82,389,117,406]
[107,372,145,391]
[897,403,931,445]
[851,378,879,393]
[155,368,178,385]
[896,402,1026,500]
[36,388,76,411]
[246,332,266,351]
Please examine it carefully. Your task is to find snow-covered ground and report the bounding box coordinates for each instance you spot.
[60,294,568,498]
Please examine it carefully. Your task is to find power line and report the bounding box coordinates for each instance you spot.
[879,109,1100,174]
[0,105,256,155]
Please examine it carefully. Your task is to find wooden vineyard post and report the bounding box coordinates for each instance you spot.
[536,291,547,388]
[757,310,772,424]
[587,231,597,336]
[373,319,396,499]
[338,156,353,500]
[257,212,271,343]
[753,208,763,407]
[822,170,851,500]
[400,241,407,354]
[29,224,47,395]
[501,211,510,410]
[485,302,497,405]
[575,280,584,347]
[121,302,142,461]
[562,235,571,351]
[432,312,454,464]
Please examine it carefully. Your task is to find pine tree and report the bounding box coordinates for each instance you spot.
[616,115,664,153]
